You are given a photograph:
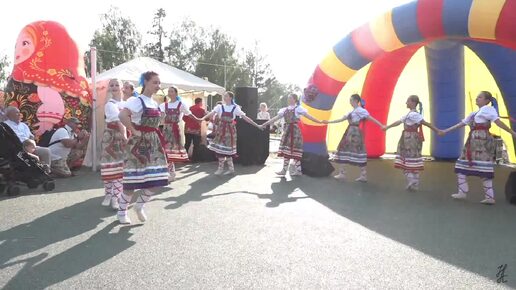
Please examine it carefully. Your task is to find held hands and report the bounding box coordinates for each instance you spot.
[437,129,446,136]
[131,129,142,138]
[322,120,329,124]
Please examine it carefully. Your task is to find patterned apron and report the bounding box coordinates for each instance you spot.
[208,105,237,156]
[100,117,126,181]
[123,97,168,190]
[163,101,188,162]
[278,106,303,160]
[394,112,424,172]
[331,110,367,166]
[454,114,495,179]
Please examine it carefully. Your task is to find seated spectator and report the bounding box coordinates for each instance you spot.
[257,102,271,120]
[49,117,89,177]
[3,106,51,166]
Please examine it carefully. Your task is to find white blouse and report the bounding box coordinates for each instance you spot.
[159,101,192,120]
[462,106,499,125]
[277,105,307,118]
[212,104,245,120]
[105,99,124,123]
[123,95,159,125]
[344,107,369,123]
[400,111,424,126]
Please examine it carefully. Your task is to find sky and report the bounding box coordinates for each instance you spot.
[0,0,413,87]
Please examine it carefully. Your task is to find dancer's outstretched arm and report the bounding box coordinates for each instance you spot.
[442,122,466,135]
[494,119,516,138]
[383,120,402,131]
[202,111,216,121]
[260,115,282,128]
[323,114,348,124]
[366,116,385,129]
[421,120,442,134]
[241,115,262,129]
[301,112,322,124]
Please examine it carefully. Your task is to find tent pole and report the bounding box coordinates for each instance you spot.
[90,47,98,172]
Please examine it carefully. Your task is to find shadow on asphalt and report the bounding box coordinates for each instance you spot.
[288,160,516,287]
[0,198,137,289]
[0,169,103,200]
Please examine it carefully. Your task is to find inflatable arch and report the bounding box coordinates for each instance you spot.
[302,0,516,160]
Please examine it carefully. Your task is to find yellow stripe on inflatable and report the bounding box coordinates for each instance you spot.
[469,0,506,39]
[319,50,357,83]
[369,11,404,52]
[300,105,331,126]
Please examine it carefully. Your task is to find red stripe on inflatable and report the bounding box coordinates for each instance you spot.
[417,0,445,39]
[361,44,423,158]
[351,24,385,61]
[311,66,346,97]
[300,122,328,143]
[496,0,516,46]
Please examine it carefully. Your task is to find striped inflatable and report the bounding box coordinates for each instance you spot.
[303,0,516,156]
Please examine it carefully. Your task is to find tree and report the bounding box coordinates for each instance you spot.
[259,79,300,109]
[0,54,10,88]
[85,6,141,76]
[194,29,248,90]
[143,8,167,62]
[243,42,274,89]
[165,19,207,73]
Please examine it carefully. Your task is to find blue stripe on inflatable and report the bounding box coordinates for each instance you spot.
[333,34,370,71]
[425,41,465,159]
[306,92,338,111]
[391,1,423,45]
[303,142,327,155]
[442,0,473,37]
[464,40,516,136]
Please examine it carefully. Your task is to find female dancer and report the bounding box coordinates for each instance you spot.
[118,71,168,224]
[100,79,127,210]
[260,93,321,176]
[159,86,202,181]
[323,94,384,182]
[383,95,441,191]
[203,91,261,175]
[442,91,516,205]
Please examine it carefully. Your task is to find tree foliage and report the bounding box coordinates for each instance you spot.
[85,8,298,110]
[85,6,141,75]
[143,8,167,62]
[0,54,10,88]
[165,19,206,73]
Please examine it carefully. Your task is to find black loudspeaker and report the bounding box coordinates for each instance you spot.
[235,119,269,166]
[235,87,258,119]
[505,171,516,205]
[301,152,334,177]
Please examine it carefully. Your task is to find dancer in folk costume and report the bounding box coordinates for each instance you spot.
[100,79,127,210]
[383,95,441,191]
[203,91,262,175]
[259,93,322,176]
[442,91,516,205]
[159,87,203,181]
[117,71,169,224]
[323,94,384,182]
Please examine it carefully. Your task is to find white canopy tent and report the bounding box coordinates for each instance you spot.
[96,57,225,93]
[84,55,224,170]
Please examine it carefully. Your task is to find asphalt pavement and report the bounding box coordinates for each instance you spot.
[1,157,515,289]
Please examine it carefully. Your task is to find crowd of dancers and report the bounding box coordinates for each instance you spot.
[100,71,516,224]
